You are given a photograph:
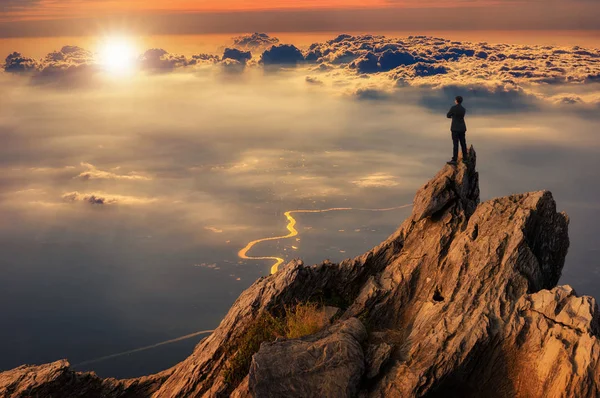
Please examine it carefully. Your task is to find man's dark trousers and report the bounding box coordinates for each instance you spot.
[452,130,467,161]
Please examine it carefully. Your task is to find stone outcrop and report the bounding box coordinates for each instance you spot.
[249,318,367,398]
[0,360,169,398]
[1,146,598,397]
[365,342,393,380]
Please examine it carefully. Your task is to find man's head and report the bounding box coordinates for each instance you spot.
[455,96,463,105]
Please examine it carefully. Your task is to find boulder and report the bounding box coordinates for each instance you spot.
[249,318,367,397]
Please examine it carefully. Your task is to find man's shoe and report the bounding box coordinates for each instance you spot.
[446,160,457,166]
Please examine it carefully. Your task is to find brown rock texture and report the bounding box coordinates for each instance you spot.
[1,146,598,398]
[0,360,169,398]
[249,318,367,398]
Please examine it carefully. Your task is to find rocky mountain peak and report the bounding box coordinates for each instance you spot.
[412,145,479,222]
[1,146,598,398]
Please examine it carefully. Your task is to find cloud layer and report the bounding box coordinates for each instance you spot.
[3,33,600,105]
[302,34,600,106]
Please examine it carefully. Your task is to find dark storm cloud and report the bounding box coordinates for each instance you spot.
[222,48,252,64]
[411,63,448,77]
[378,50,420,72]
[354,53,379,74]
[4,52,38,73]
[260,44,305,65]
[217,47,254,72]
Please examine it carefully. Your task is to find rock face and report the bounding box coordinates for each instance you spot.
[249,318,367,398]
[0,360,169,398]
[1,146,599,398]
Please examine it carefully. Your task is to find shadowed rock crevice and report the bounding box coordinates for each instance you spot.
[2,146,598,398]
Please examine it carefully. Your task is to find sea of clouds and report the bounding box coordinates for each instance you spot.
[1,32,599,379]
[4,32,600,108]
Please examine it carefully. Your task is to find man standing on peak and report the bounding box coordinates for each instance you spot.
[446,96,468,166]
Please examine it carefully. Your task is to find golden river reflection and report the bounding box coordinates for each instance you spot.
[238,204,413,274]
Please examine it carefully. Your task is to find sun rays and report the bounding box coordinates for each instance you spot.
[97,37,138,74]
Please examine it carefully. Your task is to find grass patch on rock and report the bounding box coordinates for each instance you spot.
[221,302,332,390]
[285,302,330,339]
[222,312,285,388]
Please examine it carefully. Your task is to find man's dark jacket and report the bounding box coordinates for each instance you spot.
[447,104,467,132]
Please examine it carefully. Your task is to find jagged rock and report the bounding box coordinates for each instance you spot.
[500,285,600,397]
[0,360,168,398]
[1,146,598,398]
[323,306,341,321]
[523,285,599,335]
[412,146,478,221]
[365,342,392,379]
[248,318,367,397]
[229,376,251,398]
[428,285,600,397]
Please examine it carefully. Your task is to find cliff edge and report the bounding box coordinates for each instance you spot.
[2,147,598,398]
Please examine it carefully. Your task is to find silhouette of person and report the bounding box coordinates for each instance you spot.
[446,96,468,165]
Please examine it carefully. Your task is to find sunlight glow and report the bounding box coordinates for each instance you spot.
[98,38,137,74]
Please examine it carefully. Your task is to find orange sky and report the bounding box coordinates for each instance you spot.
[0,0,525,22]
[0,0,598,37]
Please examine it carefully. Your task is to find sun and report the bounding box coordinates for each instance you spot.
[98,38,137,74]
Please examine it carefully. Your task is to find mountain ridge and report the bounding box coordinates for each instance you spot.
[2,146,598,398]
